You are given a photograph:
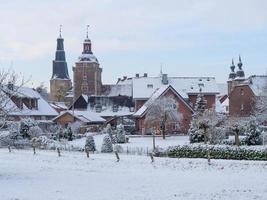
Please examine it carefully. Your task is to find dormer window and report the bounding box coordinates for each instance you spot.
[198,83,204,88]
[95,104,102,113]
[113,104,118,112]
[147,84,153,89]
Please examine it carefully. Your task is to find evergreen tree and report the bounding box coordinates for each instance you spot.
[116,124,126,143]
[188,91,207,143]
[85,135,96,152]
[189,117,204,143]
[66,127,73,141]
[101,135,113,153]
[244,119,263,145]
[104,124,116,144]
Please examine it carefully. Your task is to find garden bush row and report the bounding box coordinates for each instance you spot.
[163,144,267,161]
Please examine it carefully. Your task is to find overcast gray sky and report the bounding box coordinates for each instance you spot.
[1,0,267,89]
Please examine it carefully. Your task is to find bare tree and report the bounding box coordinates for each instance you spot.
[144,96,183,139]
[225,117,249,146]
[0,69,27,129]
[36,82,49,101]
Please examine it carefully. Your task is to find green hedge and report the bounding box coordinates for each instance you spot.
[164,145,267,161]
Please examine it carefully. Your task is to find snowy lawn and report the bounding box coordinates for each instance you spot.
[69,135,189,153]
[0,149,267,200]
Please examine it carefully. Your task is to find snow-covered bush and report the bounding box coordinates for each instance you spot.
[101,135,113,153]
[0,121,31,148]
[116,124,126,143]
[28,126,43,138]
[166,144,267,161]
[209,127,226,145]
[244,119,263,145]
[85,135,96,152]
[103,124,116,144]
[19,118,39,138]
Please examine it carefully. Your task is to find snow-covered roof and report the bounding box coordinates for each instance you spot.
[247,75,267,96]
[87,106,134,118]
[134,85,194,117]
[107,84,132,97]
[53,110,106,123]
[3,87,58,117]
[78,53,99,63]
[132,76,219,99]
[50,102,68,110]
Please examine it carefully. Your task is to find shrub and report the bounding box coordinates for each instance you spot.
[85,135,96,152]
[101,135,113,153]
[116,124,126,143]
[244,120,263,145]
[165,144,267,161]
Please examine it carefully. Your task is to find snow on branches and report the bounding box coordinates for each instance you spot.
[144,96,182,138]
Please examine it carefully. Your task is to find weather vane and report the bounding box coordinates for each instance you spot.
[59,24,62,37]
[86,25,90,38]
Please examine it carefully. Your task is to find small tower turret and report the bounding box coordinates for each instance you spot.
[228,59,236,80]
[235,55,245,79]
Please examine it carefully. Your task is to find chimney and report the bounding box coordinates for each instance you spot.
[144,73,148,77]
[123,76,127,81]
[135,73,139,78]
[117,78,121,83]
[162,74,168,85]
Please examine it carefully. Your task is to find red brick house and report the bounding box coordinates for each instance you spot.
[133,85,194,134]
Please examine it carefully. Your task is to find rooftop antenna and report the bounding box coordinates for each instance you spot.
[160,63,163,76]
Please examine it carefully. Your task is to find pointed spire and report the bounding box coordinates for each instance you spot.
[238,55,243,69]
[52,29,70,80]
[229,59,236,79]
[236,55,245,79]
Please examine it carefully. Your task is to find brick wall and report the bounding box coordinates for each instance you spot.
[73,62,102,99]
[229,85,255,117]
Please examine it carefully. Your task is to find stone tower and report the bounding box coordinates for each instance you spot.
[73,27,102,99]
[50,27,72,102]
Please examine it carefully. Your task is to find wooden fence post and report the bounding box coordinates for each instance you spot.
[57,148,61,157]
[150,153,154,163]
[114,151,120,162]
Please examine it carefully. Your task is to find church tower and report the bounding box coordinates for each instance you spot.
[50,26,72,102]
[73,26,102,99]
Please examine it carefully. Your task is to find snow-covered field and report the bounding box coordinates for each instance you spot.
[0,149,267,200]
